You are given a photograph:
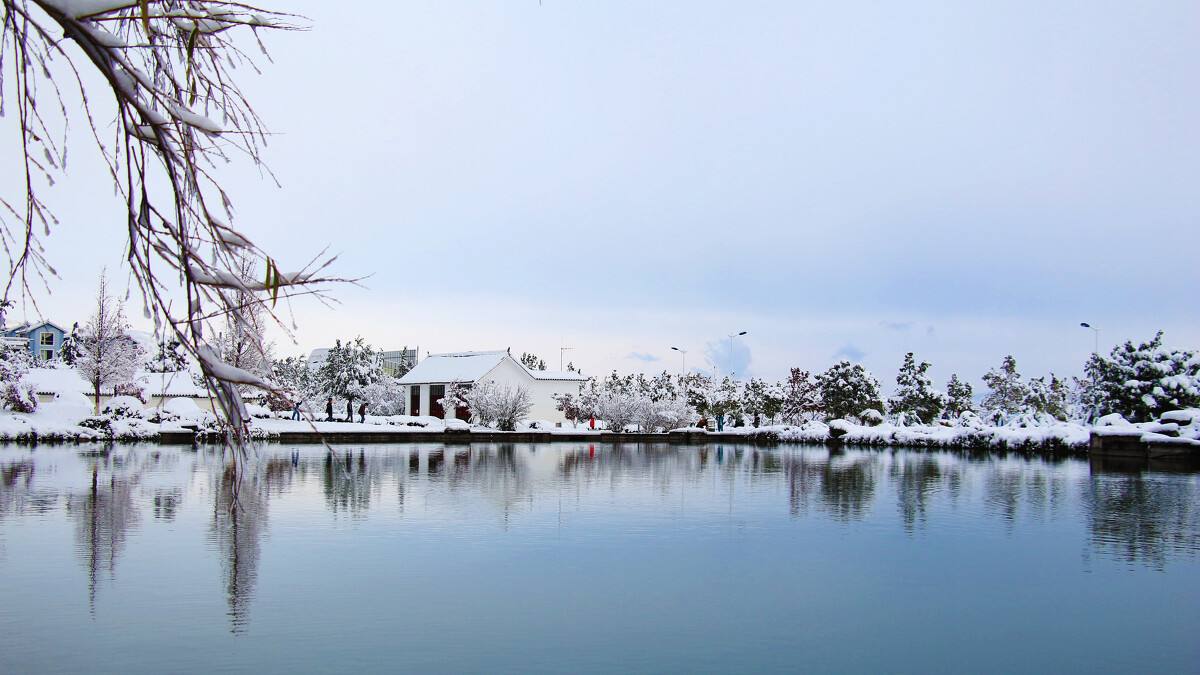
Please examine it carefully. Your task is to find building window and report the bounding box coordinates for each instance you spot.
[409,386,420,417]
[40,349,53,360]
[39,333,54,346]
[430,385,445,419]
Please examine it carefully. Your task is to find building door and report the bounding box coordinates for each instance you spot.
[429,385,445,418]
[409,386,420,416]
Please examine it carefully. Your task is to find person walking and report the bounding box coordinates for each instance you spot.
[346,399,354,423]
[325,397,333,422]
[358,401,367,424]
[291,401,301,421]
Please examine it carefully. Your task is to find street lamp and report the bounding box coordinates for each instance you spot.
[727,331,748,378]
[1080,323,1100,424]
[670,346,687,375]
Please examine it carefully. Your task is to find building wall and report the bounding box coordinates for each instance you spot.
[478,358,584,425]
[25,325,63,361]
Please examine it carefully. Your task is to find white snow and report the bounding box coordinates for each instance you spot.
[397,351,509,385]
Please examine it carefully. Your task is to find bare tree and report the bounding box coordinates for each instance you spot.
[76,270,142,413]
[0,2,344,446]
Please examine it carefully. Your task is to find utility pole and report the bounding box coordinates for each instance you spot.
[559,346,574,371]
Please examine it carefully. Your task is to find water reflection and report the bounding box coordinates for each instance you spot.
[0,442,1197,632]
[1082,473,1200,570]
[66,453,140,612]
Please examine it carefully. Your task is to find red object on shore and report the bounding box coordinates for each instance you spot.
[590,416,595,430]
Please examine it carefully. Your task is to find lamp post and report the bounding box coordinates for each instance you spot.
[1080,323,1100,423]
[670,346,687,375]
[727,331,747,378]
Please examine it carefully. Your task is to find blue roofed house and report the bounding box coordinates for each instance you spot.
[2,321,68,361]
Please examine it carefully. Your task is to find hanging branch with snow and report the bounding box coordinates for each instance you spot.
[0,1,349,447]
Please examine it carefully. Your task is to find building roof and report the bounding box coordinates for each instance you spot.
[3,320,66,337]
[396,350,509,385]
[529,369,590,382]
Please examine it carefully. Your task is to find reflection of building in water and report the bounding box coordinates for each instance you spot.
[1083,472,1199,569]
[67,460,140,612]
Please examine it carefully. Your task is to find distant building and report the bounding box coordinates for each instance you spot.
[397,349,588,424]
[2,321,67,361]
[307,346,418,377]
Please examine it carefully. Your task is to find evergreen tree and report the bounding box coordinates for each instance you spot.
[741,378,773,427]
[1088,331,1200,421]
[816,361,883,421]
[944,374,975,417]
[887,352,945,424]
[518,352,547,371]
[59,322,84,366]
[316,337,383,407]
[780,368,822,423]
[271,355,319,408]
[981,355,1028,420]
[147,338,189,373]
[1025,374,1070,420]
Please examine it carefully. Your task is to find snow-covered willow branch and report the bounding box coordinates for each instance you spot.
[0,1,350,447]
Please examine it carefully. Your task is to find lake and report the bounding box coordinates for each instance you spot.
[0,442,1197,674]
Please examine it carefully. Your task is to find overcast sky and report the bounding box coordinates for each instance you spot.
[4,0,1198,390]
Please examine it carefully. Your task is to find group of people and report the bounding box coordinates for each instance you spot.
[288,397,368,423]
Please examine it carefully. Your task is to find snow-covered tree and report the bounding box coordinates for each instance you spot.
[816,361,883,421]
[710,376,742,421]
[76,272,144,413]
[316,338,383,407]
[464,382,531,431]
[742,378,782,427]
[981,355,1028,421]
[210,256,275,393]
[0,344,36,412]
[1,2,343,443]
[1025,374,1070,421]
[780,368,822,424]
[519,352,547,371]
[553,392,582,427]
[681,372,715,417]
[437,381,470,420]
[1089,332,1200,421]
[566,361,578,373]
[270,355,318,409]
[888,352,945,424]
[362,377,406,416]
[59,322,83,366]
[944,374,975,418]
[147,339,189,373]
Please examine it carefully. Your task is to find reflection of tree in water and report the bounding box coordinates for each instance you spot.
[319,449,407,516]
[890,455,946,531]
[820,456,877,522]
[782,451,824,516]
[66,456,140,613]
[1083,473,1199,569]
[473,444,530,521]
[982,461,1069,525]
[210,462,271,633]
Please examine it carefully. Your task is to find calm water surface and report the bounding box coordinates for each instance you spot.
[0,442,1197,674]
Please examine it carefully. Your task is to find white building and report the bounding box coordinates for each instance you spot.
[397,350,588,425]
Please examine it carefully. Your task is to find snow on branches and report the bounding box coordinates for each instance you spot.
[1,1,346,446]
[75,270,143,413]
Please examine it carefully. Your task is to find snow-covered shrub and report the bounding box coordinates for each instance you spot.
[553,392,582,427]
[859,408,884,426]
[944,374,975,417]
[103,396,145,420]
[113,382,146,403]
[360,377,406,416]
[464,382,532,430]
[245,403,272,419]
[437,381,469,419]
[146,339,190,373]
[3,383,37,413]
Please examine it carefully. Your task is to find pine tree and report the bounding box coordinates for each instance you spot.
[887,352,945,424]
[316,337,383,407]
[1025,374,1070,421]
[76,272,144,414]
[518,352,547,371]
[981,355,1028,421]
[780,368,822,423]
[59,322,84,366]
[741,378,782,427]
[944,374,975,418]
[147,339,189,373]
[816,361,883,421]
[1088,331,1200,421]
